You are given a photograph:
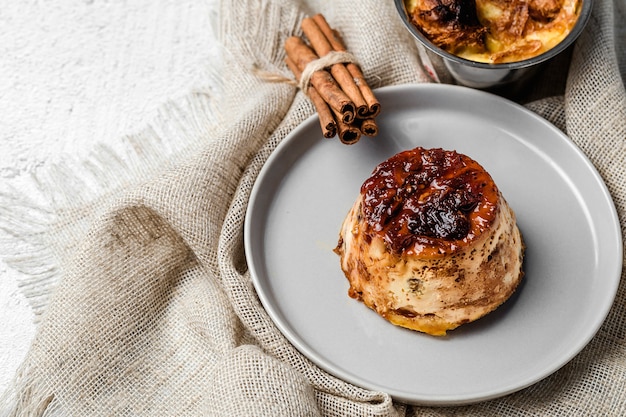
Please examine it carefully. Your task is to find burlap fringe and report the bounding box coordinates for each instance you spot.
[1,371,54,417]
[0,79,226,322]
[0,84,229,417]
[0,1,304,414]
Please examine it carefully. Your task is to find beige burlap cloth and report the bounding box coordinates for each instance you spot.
[1,0,625,415]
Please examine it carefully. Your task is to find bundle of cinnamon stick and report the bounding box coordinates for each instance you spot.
[285,14,380,145]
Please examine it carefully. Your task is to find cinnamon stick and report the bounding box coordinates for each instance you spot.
[358,118,379,137]
[284,36,355,123]
[285,56,336,139]
[301,17,368,117]
[331,106,361,145]
[312,14,381,117]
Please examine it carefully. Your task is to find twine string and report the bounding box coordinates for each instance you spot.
[252,50,360,95]
[297,50,358,92]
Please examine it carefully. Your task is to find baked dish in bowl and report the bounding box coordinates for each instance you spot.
[395,0,592,89]
[404,0,582,64]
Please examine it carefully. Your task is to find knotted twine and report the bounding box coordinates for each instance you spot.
[297,50,358,91]
[254,50,360,94]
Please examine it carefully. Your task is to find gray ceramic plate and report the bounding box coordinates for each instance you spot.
[244,84,622,406]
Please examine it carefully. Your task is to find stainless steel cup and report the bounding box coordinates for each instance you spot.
[394,0,593,92]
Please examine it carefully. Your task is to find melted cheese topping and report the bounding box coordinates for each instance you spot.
[406,0,581,63]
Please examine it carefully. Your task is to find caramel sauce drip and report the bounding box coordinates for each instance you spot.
[360,147,499,256]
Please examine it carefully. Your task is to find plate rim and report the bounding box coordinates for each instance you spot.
[244,83,623,405]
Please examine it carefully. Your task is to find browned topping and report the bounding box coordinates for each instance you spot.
[406,0,581,63]
[409,0,487,53]
[360,147,499,255]
[529,0,564,21]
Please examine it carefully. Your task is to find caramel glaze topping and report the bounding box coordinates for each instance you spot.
[360,147,499,257]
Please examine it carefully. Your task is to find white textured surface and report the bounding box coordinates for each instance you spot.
[0,0,220,393]
[0,266,34,392]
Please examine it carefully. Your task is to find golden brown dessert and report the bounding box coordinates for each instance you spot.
[405,0,581,63]
[335,147,524,336]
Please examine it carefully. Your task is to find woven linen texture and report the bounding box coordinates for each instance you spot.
[1,0,624,416]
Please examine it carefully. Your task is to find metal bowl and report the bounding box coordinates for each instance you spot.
[394,0,593,93]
